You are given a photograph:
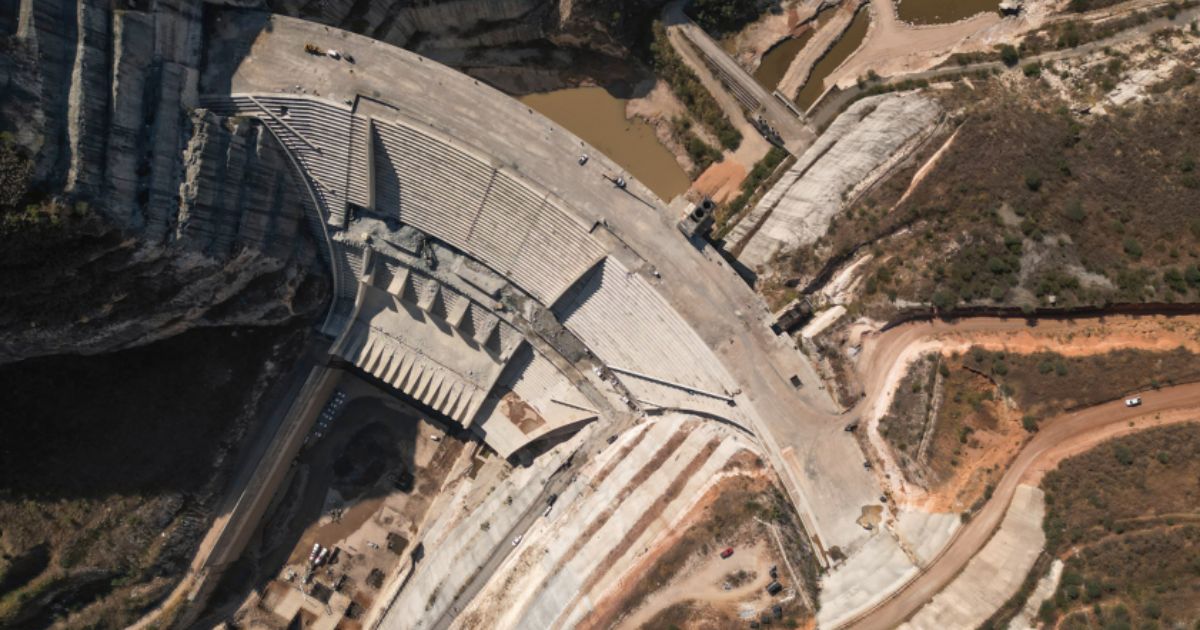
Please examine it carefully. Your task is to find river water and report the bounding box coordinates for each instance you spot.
[895,0,998,25]
[755,34,813,91]
[795,5,870,110]
[519,87,691,202]
[754,7,840,92]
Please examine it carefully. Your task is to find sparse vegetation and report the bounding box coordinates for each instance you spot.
[686,0,760,36]
[1040,424,1200,628]
[714,146,789,236]
[651,22,742,152]
[671,116,723,176]
[881,346,1200,505]
[780,74,1200,313]
[0,134,33,211]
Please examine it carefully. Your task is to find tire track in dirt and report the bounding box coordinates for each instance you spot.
[845,385,1200,630]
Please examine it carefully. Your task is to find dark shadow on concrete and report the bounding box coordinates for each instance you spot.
[198,8,271,98]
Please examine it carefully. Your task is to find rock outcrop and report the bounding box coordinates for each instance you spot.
[263,0,660,90]
[0,0,325,364]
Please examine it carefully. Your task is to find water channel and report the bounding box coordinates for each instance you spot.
[895,0,999,25]
[753,7,838,91]
[519,86,691,202]
[795,5,870,110]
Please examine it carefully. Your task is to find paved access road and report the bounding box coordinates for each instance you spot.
[846,382,1200,630]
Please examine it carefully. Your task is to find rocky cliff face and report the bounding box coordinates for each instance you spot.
[0,0,661,365]
[262,0,666,91]
[0,0,325,365]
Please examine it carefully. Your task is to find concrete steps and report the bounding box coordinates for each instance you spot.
[554,258,731,394]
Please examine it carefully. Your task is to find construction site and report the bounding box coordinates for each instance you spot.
[1,0,1198,629]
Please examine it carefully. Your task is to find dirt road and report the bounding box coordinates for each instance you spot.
[856,315,1200,404]
[844,383,1200,629]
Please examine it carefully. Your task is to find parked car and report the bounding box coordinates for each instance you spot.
[1125,397,1142,407]
[719,547,734,559]
[511,535,523,547]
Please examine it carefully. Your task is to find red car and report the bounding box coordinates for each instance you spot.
[720,547,734,559]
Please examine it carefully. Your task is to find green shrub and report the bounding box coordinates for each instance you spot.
[1024,171,1043,191]
[932,290,956,310]
[1122,237,1143,259]
[1065,199,1086,222]
[684,134,722,173]
[1163,268,1187,293]
[1000,44,1020,66]
[650,23,742,151]
[1185,265,1200,287]
[1038,600,1058,624]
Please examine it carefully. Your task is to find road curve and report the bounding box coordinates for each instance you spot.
[845,382,1200,630]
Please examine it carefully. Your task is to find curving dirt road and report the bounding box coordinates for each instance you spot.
[856,315,1200,405]
[843,382,1200,629]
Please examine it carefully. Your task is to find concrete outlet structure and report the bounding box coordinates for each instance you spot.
[192,10,887,627]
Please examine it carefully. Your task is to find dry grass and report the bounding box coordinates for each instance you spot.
[773,69,1200,313]
[881,352,1010,501]
[641,600,743,629]
[598,473,818,628]
[1000,347,1200,416]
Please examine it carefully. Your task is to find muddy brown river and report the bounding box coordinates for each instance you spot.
[896,0,998,25]
[519,86,691,202]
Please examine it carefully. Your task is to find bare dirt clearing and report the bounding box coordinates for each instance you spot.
[222,375,470,630]
[584,468,818,630]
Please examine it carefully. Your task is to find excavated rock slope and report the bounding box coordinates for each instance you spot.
[0,0,324,364]
[729,92,942,270]
[449,418,757,629]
